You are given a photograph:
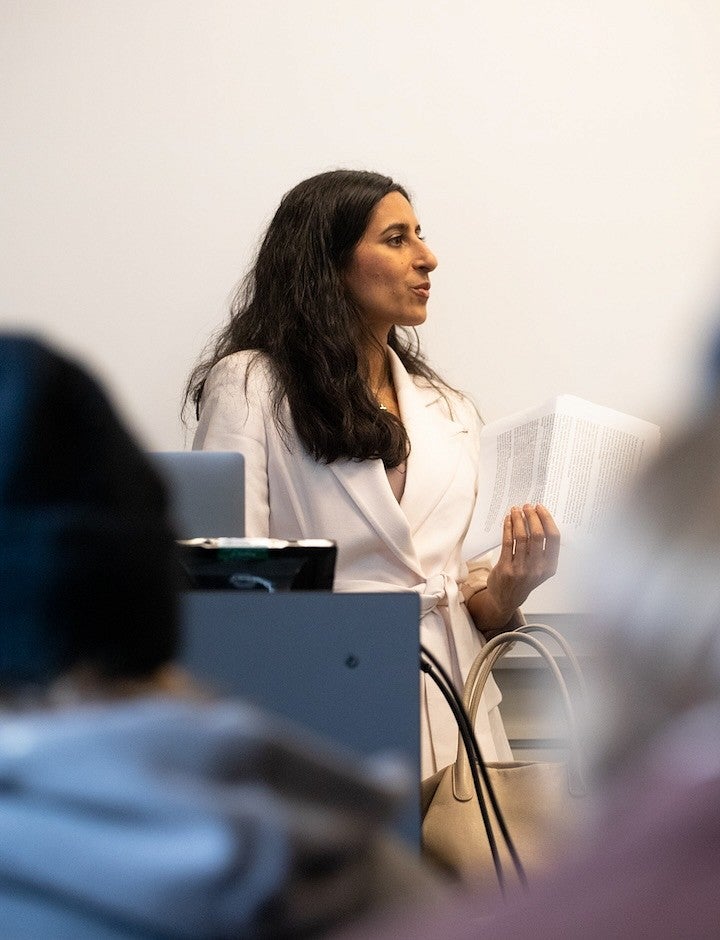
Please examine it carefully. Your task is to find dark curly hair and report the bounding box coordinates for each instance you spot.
[185,169,448,468]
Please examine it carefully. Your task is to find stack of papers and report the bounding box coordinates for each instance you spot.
[464,395,662,559]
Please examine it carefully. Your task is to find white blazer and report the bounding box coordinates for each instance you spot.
[193,347,511,776]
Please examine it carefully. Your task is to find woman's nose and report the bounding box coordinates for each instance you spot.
[415,242,438,272]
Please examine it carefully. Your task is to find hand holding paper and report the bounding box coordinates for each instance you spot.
[468,503,561,629]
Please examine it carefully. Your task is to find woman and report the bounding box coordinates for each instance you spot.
[188,169,560,777]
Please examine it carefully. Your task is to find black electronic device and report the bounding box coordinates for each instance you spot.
[177,537,336,592]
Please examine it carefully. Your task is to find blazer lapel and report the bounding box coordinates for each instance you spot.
[390,349,471,536]
[328,452,423,575]
[328,349,471,573]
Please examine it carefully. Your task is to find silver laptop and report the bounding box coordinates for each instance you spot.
[180,590,422,844]
[150,451,245,539]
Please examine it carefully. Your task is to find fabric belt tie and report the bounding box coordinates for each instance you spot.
[415,572,461,617]
[333,573,462,618]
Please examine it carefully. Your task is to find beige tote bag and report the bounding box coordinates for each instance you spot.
[422,624,588,898]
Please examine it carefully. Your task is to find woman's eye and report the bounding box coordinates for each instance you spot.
[387,235,404,246]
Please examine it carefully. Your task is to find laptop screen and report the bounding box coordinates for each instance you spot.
[150,451,245,539]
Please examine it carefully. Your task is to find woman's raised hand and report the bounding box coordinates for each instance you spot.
[471,504,561,633]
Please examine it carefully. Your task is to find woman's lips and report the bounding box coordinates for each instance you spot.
[411,283,431,299]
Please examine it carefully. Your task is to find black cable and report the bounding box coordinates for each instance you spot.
[420,656,506,894]
[420,645,526,882]
[420,644,528,889]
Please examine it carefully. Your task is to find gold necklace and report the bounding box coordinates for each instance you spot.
[371,356,393,411]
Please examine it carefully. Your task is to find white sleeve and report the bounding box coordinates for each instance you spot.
[192,353,271,537]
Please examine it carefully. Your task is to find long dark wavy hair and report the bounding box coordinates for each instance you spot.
[185,169,448,467]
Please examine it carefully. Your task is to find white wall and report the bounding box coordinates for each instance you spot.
[3,0,720,448]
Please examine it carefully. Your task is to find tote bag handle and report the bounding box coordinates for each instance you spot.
[453,630,586,801]
[516,622,589,698]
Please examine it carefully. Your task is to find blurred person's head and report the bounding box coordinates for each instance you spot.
[0,334,180,702]
[584,371,720,777]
